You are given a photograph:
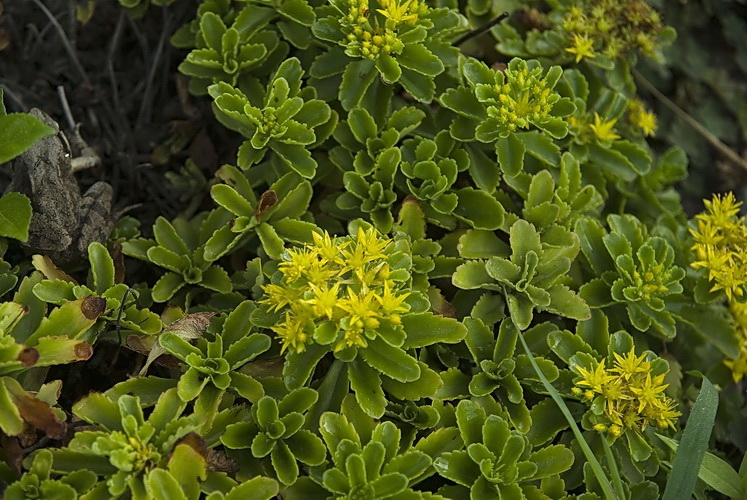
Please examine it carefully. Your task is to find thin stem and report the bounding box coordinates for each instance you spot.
[455,12,510,46]
[31,0,90,85]
[633,68,747,174]
[602,436,626,499]
[517,331,619,500]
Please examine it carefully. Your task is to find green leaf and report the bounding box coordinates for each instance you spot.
[255,222,285,260]
[496,133,526,177]
[588,142,637,181]
[453,188,505,230]
[399,69,436,103]
[349,357,387,418]
[72,392,121,430]
[0,192,32,241]
[145,469,188,500]
[529,445,574,478]
[361,338,420,382]
[152,273,186,303]
[0,378,24,435]
[402,313,467,348]
[272,142,316,178]
[348,108,378,143]
[376,52,402,84]
[277,0,315,25]
[224,476,279,500]
[88,242,115,294]
[340,60,377,110]
[662,377,719,500]
[397,44,444,77]
[0,113,56,164]
[211,184,254,216]
[545,285,590,321]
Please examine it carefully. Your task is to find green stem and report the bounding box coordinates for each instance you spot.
[517,331,618,500]
[602,436,626,499]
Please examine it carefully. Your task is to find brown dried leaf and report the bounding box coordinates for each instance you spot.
[255,190,278,217]
[137,312,216,376]
[5,382,66,439]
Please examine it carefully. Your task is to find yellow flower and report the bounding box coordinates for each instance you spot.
[312,230,349,266]
[376,0,420,24]
[565,33,596,63]
[260,283,303,312]
[575,360,615,394]
[304,283,342,319]
[574,346,680,436]
[588,112,620,142]
[629,372,668,413]
[701,192,742,227]
[627,98,657,136]
[278,247,319,282]
[274,312,311,353]
[338,288,381,330]
[376,281,410,315]
[612,347,650,380]
[259,225,411,354]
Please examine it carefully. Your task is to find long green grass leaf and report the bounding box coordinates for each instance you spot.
[662,377,718,500]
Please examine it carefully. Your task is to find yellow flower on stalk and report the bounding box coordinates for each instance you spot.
[588,112,621,142]
[565,33,597,63]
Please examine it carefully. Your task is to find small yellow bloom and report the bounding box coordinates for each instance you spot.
[376,0,419,24]
[628,99,657,136]
[565,33,597,63]
[575,360,615,394]
[588,112,620,142]
[629,372,668,413]
[304,283,342,319]
[612,347,650,380]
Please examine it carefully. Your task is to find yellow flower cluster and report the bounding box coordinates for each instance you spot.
[561,0,663,60]
[487,66,555,133]
[572,347,681,436]
[627,98,657,136]
[260,228,410,354]
[691,192,747,382]
[690,192,747,301]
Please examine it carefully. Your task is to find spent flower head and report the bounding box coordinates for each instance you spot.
[560,0,665,60]
[572,347,680,435]
[260,227,410,353]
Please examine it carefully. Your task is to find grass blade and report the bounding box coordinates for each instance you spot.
[662,377,718,500]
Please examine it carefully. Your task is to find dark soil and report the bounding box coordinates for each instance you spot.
[0,0,238,229]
